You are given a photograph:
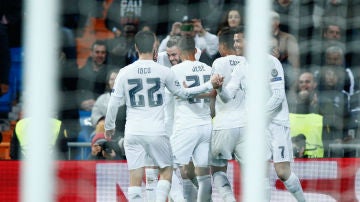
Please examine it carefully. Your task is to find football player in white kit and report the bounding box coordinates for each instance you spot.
[104,30,223,202]
[209,27,247,202]
[170,36,214,202]
[217,26,306,202]
[144,35,185,202]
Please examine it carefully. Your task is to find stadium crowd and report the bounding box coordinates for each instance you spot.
[2,0,360,201]
[0,0,360,162]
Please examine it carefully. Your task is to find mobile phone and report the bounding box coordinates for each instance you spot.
[180,24,193,32]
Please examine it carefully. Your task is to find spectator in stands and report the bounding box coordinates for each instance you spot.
[88,123,125,160]
[216,7,243,35]
[319,59,360,157]
[291,134,308,158]
[288,71,344,157]
[77,40,115,111]
[90,69,126,159]
[210,7,243,62]
[157,21,182,53]
[10,111,72,160]
[158,16,219,66]
[0,0,22,96]
[271,11,300,91]
[273,0,321,68]
[322,22,344,44]
[272,0,296,34]
[321,0,348,30]
[316,45,356,156]
[106,23,139,67]
[317,45,356,96]
[311,22,346,67]
[318,67,348,156]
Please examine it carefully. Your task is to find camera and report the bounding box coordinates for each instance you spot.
[99,141,113,154]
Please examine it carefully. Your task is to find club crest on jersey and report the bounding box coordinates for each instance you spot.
[271,68,278,77]
[270,68,282,82]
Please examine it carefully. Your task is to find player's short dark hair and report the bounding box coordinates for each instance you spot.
[135,30,156,54]
[218,27,236,50]
[178,36,195,53]
[166,35,181,48]
[232,25,245,35]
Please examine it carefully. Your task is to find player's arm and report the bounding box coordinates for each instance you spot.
[166,70,222,99]
[195,89,217,99]
[217,64,244,103]
[182,81,217,99]
[265,58,286,117]
[210,90,217,118]
[104,74,126,138]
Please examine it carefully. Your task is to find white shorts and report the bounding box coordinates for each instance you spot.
[266,122,294,163]
[210,127,246,167]
[124,134,173,170]
[171,124,211,167]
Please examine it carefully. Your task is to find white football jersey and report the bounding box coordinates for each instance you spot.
[104,59,213,136]
[212,55,247,130]
[219,55,290,127]
[171,60,213,131]
[266,55,290,127]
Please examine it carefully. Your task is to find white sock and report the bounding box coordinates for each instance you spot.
[183,179,196,201]
[283,172,306,202]
[156,180,171,202]
[145,168,159,202]
[169,170,185,201]
[128,186,142,202]
[196,175,212,202]
[213,171,235,202]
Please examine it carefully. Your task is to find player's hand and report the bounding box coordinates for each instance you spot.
[211,74,224,89]
[170,22,182,36]
[105,129,115,139]
[182,81,189,88]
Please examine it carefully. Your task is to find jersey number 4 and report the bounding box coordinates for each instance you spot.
[128,78,163,107]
